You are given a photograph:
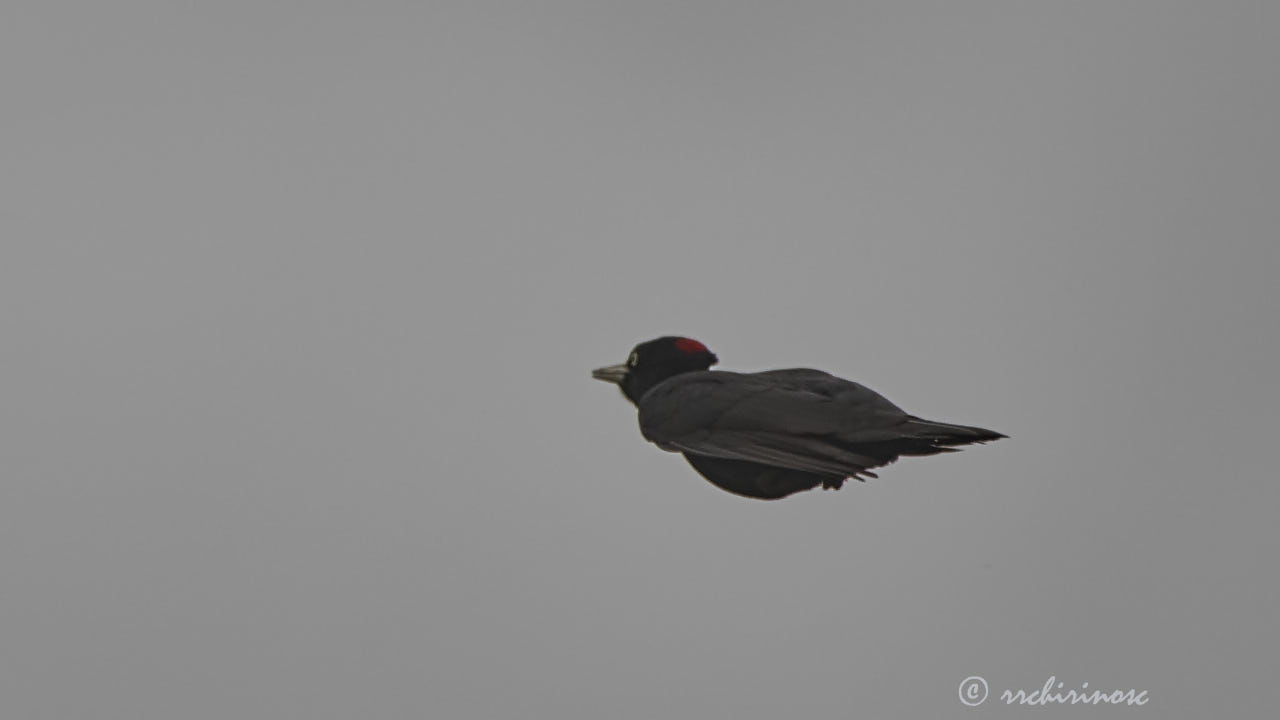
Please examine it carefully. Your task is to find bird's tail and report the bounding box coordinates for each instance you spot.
[835,417,1006,462]
[901,416,1007,446]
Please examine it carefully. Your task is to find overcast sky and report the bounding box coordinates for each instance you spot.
[2,2,1277,718]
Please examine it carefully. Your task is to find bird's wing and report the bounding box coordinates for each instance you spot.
[664,431,885,478]
[641,370,913,440]
[637,370,915,478]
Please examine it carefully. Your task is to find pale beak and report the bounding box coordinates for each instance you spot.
[591,363,629,385]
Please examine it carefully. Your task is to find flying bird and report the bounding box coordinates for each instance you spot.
[592,336,1005,500]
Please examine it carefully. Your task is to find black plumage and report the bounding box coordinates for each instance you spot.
[592,336,1005,500]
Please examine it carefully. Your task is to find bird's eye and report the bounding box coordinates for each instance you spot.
[627,352,639,367]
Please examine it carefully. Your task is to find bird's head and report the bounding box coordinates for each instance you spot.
[591,336,718,404]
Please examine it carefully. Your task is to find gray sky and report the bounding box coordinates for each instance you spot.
[2,2,1277,718]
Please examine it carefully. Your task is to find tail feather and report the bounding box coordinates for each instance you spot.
[902,416,1007,444]
[832,417,1005,464]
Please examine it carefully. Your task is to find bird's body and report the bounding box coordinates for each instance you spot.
[593,336,1005,500]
